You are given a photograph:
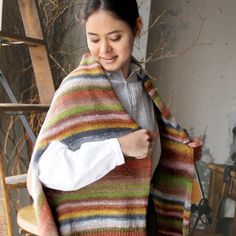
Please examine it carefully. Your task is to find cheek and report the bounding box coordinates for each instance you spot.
[123,36,134,51]
[120,37,135,53]
[87,43,98,56]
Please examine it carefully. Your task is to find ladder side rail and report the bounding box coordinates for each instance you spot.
[0,71,36,143]
[17,0,55,104]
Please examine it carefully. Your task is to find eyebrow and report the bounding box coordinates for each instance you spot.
[87,30,123,36]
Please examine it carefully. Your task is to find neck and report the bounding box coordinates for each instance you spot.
[121,59,131,79]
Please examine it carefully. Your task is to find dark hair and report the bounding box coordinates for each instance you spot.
[83,0,140,31]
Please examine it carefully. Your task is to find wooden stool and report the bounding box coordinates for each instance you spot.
[191,179,202,204]
[17,205,39,236]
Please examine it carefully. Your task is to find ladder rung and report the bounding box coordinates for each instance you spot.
[0,31,45,47]
[0,103,49,112]
[5,174,27,190]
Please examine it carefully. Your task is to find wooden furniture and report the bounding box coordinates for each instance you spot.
[0,153,12,235]
[0,158,39,236]
[0,103,49,236]
[207,163,236,235]
[0,0,55,235]
[17,205,38,236]
[0,0,55,104]
[191,178,203,204]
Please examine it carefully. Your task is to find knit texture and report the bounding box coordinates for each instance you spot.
[27,53,194,236]
[144,78,194,236]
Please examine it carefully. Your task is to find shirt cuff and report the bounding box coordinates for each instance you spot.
[110,138,125,166]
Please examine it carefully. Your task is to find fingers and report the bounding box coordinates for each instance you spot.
[117,129,158,158]
[188,138,202,148]
[135,155,146,159]
[134,129,158,159]
[147,130,158,143]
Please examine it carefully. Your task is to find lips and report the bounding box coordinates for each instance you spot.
[101,56,118,64]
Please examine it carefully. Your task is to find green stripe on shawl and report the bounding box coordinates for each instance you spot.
[45,104,124,128]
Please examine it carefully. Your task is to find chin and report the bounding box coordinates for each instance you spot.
[101,63,120,72]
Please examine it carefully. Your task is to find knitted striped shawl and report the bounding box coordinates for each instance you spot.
[27,53,195,236]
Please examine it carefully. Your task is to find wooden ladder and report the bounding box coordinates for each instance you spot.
[0,0,55,104]
[0,1,55,235]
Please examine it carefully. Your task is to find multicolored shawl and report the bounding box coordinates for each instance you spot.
[27,53,195,236]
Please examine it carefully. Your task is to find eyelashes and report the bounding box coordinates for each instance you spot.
[110,35,121,42]
[91,39,99,43]
[90,35,122,43]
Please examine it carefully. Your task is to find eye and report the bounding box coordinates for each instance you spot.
[110,35,121,42]
[91,39,100,43]
[88,37,100,43]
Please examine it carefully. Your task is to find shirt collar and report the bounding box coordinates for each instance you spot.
[106,60,142,82]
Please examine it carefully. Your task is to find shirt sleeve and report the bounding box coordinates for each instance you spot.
[38,138,125,191]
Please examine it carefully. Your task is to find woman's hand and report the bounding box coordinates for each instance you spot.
[117,129,158,159]
[188,138,203,162]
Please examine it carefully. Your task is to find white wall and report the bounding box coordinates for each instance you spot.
[133,0,152,62]
[147,0,236,164]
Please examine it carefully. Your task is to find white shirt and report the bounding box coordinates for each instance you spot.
[38,63,161,191]
[38,139,124,191]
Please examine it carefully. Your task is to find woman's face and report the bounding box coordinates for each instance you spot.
[85,9,136,78]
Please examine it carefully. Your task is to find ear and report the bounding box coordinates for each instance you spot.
[135,17,143,36]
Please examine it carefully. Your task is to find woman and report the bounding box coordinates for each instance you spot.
[27,0,198,235]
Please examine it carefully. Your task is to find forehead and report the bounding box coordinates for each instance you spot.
[85,9,131,34]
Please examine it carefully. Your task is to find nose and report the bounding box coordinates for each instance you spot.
[100,39,112,54]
